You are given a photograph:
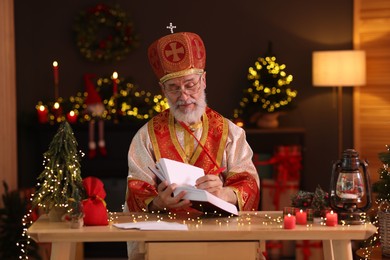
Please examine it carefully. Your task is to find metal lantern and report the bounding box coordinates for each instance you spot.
[329,149,372,224]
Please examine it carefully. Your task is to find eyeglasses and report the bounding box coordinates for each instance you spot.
[163,74,203,96]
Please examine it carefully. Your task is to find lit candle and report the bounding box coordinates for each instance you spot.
[296,209,307,225]
[53,61,59,98]
[52,102,62,120]
[283,213,296,229]
[112,71,118,96]
[66,110,78,124]
[326,211,338,226]
[37,105,48,123]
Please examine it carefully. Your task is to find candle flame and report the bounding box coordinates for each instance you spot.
[39,105,46,111]
[53,61,58,67]
[54,102,60,109]
[69,110,75,116]
[112,71,118,79]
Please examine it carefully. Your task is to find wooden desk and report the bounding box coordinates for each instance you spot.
[28,211,376,260]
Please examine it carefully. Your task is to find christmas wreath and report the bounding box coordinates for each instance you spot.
[74,3,138,62]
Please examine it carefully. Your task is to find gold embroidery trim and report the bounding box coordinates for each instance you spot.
[160,68,204,83]
[148,119,161,161]
[168,113,187,162]
[216,118,229,167]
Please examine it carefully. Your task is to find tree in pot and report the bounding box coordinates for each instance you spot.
[31,121,85,222]
[233,42,298,128]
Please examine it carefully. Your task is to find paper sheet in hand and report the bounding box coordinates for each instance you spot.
[113,221,188,230]
[155,158,205,186]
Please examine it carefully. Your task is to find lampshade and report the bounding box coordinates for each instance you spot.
[312,50,366,87]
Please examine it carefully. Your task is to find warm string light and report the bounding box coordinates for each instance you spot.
[36,76,169,124]
[233,54,298,120]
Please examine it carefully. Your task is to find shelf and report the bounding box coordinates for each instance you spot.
[245,127,305,134]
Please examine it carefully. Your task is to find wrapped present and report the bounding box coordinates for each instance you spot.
[253,153,274,179]
[253,145,302,183]
[261,179,299,211]
[263,240,296,259]
[273,145,302,184]
[264,241,283,259]
[296,240,323,260]
[82,176,108,226]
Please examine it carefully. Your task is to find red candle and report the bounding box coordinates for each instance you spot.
[37,105,48,123]
[283,214,296,229]
[326,211,338,226]
[53,61,59,98]
[66,110,78,124]
[112,71,118,96]
[296,209,307,225]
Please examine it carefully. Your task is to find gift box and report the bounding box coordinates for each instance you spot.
[273,145,302,183]
[253,153,274,179]
[261,179,300,211]
[264,241,283,260]
[295,240,324,260]
[263,240,296,259]
[261,180,299,259]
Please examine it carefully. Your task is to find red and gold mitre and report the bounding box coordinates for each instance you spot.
[148,32,206,83]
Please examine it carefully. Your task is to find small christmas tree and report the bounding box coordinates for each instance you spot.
[291,186,329,217]
[373,145,390,204]
[311,186,330,217]
[233,42,298,124]
[32,121,85,215]
[356,145,390,252]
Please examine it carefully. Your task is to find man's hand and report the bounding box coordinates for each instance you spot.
[195,175,237,205]
[149,181,191,211]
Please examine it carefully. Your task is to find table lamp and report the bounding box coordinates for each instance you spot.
[312,50,366,156]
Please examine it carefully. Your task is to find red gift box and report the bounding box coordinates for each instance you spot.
[261,179,300,211]
[295,240,323,260]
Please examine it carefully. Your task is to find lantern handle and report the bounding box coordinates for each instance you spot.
[329,160,344,211]
[359,159,372,211]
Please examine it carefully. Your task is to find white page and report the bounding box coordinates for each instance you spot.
[158,158,204,186]
[113,221,188,230]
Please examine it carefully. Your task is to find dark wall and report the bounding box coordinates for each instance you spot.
[15,1,354,195]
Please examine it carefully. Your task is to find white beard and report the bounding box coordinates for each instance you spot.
[167,90,207,124]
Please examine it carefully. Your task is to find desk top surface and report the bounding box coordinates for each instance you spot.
[28,211,377,243]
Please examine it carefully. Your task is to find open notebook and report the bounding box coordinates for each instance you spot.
[150,158,238,216]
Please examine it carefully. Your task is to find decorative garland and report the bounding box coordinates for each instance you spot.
[74,3,139,62]
[36,75,169,125]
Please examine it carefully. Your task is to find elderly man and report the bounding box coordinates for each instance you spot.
[124,31,260,259]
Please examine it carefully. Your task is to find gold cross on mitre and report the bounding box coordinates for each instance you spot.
[166,22,176,34]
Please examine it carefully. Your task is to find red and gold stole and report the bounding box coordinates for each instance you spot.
[148,107,228,174]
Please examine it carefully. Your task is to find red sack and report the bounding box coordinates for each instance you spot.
[82,177,108,226]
